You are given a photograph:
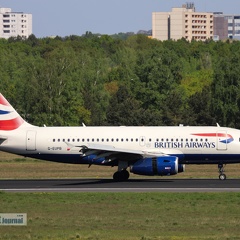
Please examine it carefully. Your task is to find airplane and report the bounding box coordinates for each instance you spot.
[0,92,240,181]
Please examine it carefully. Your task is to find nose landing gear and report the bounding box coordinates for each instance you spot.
[218,164,226,180]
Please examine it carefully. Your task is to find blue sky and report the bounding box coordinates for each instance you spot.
[0,0,239,37]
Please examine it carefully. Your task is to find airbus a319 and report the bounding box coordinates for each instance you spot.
[0,93,240,181]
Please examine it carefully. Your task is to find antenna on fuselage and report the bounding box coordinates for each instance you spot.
[82,123,86,127]
[216,123,220,127]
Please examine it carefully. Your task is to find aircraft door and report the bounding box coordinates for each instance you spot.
[216,131,227,151]
[139,136,145,147]
[26,131,37,151]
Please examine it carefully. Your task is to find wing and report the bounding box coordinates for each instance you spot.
[65,142,184,165]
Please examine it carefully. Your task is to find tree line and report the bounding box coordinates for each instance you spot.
[1,34,240,128]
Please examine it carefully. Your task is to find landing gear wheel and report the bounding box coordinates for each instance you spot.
[218,164,227,180]
[113,170,130,182]
[219,173,226,180]
[122,170,130,181]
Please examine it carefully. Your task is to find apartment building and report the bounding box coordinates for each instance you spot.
[214,13,240,40]
[0,8,32,39]
[152,3,213,41]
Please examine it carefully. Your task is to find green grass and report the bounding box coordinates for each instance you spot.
[1,152,240,239]
[0,192,240,240]
[1,152,240,180]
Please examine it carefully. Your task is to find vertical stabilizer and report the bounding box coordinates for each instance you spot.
[0,93,33,130]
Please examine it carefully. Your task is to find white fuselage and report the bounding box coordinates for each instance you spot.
[1,125,240,165]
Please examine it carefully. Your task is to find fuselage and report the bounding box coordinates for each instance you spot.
[1,125,240,165]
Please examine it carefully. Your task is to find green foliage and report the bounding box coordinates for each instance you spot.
[1,35,240,127]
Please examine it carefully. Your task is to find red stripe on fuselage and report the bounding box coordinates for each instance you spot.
[0,117,24,130]
[192,133,233,138]
[0,94,10,106]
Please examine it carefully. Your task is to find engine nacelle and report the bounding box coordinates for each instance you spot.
[130,156,183,176]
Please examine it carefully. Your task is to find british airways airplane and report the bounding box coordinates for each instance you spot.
[0,93,240,181]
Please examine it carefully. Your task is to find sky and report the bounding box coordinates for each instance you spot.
[0,0,239,38]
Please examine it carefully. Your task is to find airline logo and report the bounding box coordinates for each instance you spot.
[0,94,24,131]
[155,132,234,149]
[192,133,234,144]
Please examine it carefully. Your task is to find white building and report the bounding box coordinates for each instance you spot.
[0,8,32,39]
[152,3,213,41]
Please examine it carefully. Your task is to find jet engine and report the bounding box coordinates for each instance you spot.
[130,156,185,176]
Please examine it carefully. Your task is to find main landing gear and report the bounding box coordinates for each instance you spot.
[113,170,130,181]
[218,164,226,180]
[113,160,130,181]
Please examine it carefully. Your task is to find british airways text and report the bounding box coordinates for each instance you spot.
[155,141,216,149]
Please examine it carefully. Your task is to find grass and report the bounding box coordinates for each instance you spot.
[0,152,240,180]
[1,152,240,239]
[0,192,240,240]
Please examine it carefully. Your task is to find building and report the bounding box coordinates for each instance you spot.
[213,13,228,41]
[152,3,214,41]
[214,12,240,40]
[0,8,32,39]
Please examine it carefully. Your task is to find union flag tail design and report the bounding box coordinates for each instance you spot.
[0,93,25,131]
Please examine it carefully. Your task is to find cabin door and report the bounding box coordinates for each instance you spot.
[139,136,146,147]
[26,131,37,151]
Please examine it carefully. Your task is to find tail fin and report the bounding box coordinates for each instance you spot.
[0,93,31,130]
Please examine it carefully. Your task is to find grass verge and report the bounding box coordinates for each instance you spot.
[0,152,240,179]
[0,192,240,240]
